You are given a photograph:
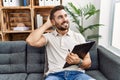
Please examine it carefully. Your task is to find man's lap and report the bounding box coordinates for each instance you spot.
[45,70,95,80]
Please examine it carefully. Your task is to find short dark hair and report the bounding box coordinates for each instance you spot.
[50,5,65,20]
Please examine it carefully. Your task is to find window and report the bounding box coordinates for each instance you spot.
[111,0,120,50]
[99,0,120,56]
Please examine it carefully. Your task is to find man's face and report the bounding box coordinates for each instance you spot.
[52,9,69,31]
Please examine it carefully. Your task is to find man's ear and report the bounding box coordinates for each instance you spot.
[51,19,55,26]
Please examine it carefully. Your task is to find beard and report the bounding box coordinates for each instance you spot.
[55,21,69,31]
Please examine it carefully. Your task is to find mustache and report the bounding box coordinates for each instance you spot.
[61,21,69,25]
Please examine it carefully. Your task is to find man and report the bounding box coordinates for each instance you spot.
[26,5,95,80]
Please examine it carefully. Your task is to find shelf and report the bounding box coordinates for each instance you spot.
[3,30,32,33]
[2,9,32,33]
[3,33,30,41]
[33,6,54,9]
[0,31,3,41]
[1,6,31,10]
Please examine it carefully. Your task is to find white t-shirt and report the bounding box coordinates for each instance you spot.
[43,29,86,75]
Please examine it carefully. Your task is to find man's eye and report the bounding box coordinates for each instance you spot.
[58,16,62,19]
[65,14,67,17]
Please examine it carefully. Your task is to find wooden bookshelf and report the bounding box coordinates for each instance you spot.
[0,0,62,41]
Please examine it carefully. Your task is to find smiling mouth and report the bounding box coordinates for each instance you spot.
[62,22,69,27]
[63,23,68,26]
[61,21,69,25]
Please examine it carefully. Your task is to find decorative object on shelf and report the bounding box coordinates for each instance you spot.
[65,2,104,40]
[13,23,29,31]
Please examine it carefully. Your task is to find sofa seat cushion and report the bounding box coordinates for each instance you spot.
[86,70,108,80]
[0,73,27,80]
[26,73,44,80]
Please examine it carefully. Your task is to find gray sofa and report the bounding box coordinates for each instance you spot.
[0,41,120,80]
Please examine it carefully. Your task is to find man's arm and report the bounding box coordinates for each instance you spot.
[66,53,91,69]
[26,17,52,47]
[80,53,91,69]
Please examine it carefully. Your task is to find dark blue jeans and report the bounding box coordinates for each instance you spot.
[45,71,95,80]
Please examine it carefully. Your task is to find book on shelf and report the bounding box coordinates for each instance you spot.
[23,0,27,6]
[63,41,95,68]
[23,0,30,6]
[35,14,43,28]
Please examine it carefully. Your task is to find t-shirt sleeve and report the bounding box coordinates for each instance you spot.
[43,33,49,44]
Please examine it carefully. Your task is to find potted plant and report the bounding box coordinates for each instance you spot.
[65,2,103,40]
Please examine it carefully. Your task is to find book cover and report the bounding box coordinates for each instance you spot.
[63,41,95,68]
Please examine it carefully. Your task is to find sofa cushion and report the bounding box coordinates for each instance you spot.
[87,42,99,70]
[26,73,44,80]
[27,44,46,73]
[86,70,108,80]
[0,41,26,73]
[0,73,27,80]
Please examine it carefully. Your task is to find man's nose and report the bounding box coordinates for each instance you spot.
[63,16,68,21]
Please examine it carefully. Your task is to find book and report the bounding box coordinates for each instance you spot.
[35,14,43,28]
[23,0,27,6]
[63,41,95,68]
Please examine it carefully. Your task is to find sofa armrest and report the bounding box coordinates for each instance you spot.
[97,46,120,80]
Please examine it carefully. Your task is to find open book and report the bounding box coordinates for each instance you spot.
[63,41,95,68]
